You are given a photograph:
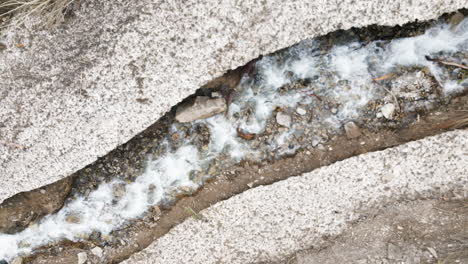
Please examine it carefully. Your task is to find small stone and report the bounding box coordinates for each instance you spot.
[344,122,361,139]
[276,112,291,128]
[296,107,306,115]
[175,96,227,123]
[151,205,162,221]
[331,108,338,114]
[211,92,221,98]
[11,258,23,264]
[65,214,80,224]
[91,247,103,258]
[77,252,87,264]
[112,183,126,199]
[376,112,383,118]
[427,247,438,259]
[381,103,395,119]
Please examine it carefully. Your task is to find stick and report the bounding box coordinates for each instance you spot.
[425,56,468,70]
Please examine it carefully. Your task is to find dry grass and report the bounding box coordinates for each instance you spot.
[0,0,75,27]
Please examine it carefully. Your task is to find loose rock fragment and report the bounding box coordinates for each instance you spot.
[77,252,87,264]
[175,96,227,123]
[112,183,126,200]
[91,247,103,258]
[11,257,23,264]
[65,214,80,224]
[381,103,396,119]
[276,112,292,128]
[296,107,307,115]
[344,122,362,139]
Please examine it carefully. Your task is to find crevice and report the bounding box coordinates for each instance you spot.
[0,9,467,263]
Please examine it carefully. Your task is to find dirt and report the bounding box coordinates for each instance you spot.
[276,197,468,264]
[0,177,74,234]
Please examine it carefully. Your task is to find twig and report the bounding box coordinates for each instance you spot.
[0,140,26,149]
[425,56,468,70]
[185,207,207,222]
[373,73,395,81]
[372,80,400,111]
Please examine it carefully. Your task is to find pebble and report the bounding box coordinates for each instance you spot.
[112,183,126,199]
[344,121,361,139]
[77,252,87,264]
[65,214,80,224]
[381,103,395,119]
[296,107,307,115]
[276,112,291,128]
[91,247,103,258]
[331,108,338,114]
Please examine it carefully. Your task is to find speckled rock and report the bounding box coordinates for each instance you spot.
[124,130,468,264]
[0,0,465,203]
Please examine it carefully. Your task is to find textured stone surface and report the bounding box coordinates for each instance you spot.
[175,96,226,123]
[124,130,468,264]
[0,0,465,202]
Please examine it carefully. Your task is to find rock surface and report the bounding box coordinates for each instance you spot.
[123,130,468,264]
[276,112,292,128]
[77,252,87,264]
[381,103,396,119]
[175,96,226,123]
[344,121,361,139]
[0,0,465,203]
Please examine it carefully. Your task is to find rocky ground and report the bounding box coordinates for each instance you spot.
[0,10,467,264]
[280,198,468,264]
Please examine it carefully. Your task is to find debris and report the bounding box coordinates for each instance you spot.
[77,252,87,264]
[425,56,468,70]
[237,128,256,140]
[344,122,361,139]
[91,247,103,258]
[276,112,292,128]
[381,103,396,119]
[175,96,227,123]
[373,73,395,81]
